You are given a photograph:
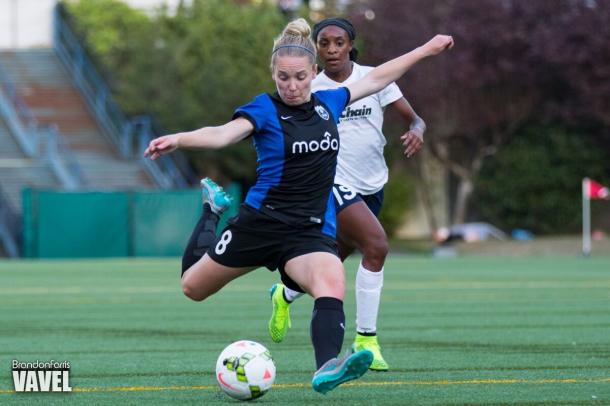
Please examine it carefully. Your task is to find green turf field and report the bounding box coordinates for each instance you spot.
[0,256,608,405]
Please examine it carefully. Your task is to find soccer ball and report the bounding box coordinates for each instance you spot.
[215,340,276,400]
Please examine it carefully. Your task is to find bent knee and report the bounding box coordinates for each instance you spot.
[313,269,345,299]
[182,279,207,302]
[361,233,389,259]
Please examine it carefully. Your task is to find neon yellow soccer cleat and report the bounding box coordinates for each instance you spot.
[268,284,291,343]
[352,334,389,371]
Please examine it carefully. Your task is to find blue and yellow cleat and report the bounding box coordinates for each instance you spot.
[268,284,291,343]
[311,349,373,394]
[201,177,232,215]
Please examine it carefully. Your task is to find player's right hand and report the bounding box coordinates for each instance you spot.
[144,134,179,160]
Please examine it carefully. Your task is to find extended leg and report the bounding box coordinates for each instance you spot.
[180,178,253,301]
[336,200,390,371]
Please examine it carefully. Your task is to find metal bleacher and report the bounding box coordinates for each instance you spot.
[0,63,77,203]
[0,50,152,190]
[0,116,60,210]
[53,4,195,190]
[0,5,198,257]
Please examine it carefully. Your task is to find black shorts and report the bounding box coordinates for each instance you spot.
[207,204,338,293]
[332,183,385,217]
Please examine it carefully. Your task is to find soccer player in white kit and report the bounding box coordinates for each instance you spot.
[268,18,427,371]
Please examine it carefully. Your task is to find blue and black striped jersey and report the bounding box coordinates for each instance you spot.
[233,87,350,238]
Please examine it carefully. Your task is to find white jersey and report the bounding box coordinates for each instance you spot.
[312,63,403,195]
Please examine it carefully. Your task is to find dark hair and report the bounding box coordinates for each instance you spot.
[312,17,358,61]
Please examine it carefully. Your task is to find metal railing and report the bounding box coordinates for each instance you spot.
[0,185,20,258]
[53,4,195,189]
[0,65,87,189]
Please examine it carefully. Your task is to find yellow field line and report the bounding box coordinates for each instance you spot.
[1,377,608,394]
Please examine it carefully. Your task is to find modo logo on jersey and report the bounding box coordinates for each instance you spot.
[292,131,338,154]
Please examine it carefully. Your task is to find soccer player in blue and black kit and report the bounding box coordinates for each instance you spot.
[145,18,453,394]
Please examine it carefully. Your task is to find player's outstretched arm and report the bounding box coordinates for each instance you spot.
[144,117,254,160]
[348,34,454,104]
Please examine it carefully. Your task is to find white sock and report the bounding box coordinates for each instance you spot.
[355,262,383,334]
[283,285,304,302]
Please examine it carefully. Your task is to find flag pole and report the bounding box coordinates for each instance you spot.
[582,177,591,257]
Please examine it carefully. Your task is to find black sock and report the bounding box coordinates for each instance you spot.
[310,297,345,369]
[181,203,219,275]
[357,331,377,337]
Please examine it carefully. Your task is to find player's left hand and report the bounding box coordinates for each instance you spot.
[401,128,424,158]
[422,35,454,56]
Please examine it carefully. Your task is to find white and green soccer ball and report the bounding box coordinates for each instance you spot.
[215,340,276,400]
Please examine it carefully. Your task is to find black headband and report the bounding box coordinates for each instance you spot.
[312,18,358,62]
[313,18,356,42]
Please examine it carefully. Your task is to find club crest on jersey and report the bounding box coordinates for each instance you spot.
[314,105,329,120]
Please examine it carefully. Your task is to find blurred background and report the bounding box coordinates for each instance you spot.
[1,0,609,259]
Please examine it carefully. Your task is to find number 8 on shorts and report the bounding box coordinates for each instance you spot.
[215,230,233,255]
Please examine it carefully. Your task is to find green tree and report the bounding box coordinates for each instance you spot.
[65,0,285,183]
[64,0,153,88]
[475,126,608,234]
[378,170,416,238]
[355,0,610,226]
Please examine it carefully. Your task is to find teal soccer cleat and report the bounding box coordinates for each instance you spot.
[311,349,373,394]
[201,177,232,215]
